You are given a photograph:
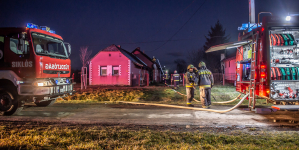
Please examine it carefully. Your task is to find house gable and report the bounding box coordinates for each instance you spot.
[132,48,154,69]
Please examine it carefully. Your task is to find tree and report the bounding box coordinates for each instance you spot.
[187,47,204,68]
[80,47,92,67]
[174,59,187,73]
[80,47,92,89]
[203,20,230,73]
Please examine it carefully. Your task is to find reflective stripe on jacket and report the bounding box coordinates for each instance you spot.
[185,71,196,88]
[197,67,214,88]
[172,74,181,81]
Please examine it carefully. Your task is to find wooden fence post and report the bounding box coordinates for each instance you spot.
[223,74,225,86]
[147,73,149,86]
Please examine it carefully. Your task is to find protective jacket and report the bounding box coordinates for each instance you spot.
[197,66,214,88]
[172,73,181,82]
[185,71,196,88]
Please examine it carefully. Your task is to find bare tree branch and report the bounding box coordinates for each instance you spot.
[80,46,92,67]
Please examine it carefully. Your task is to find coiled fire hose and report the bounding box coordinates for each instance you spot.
[119,83,248,113]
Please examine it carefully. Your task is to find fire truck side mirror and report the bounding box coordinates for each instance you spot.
[18,39,24,52]
[64,42,71,56]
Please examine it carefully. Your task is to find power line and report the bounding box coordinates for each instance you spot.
[150,0,207,52]
[146,0,196,40]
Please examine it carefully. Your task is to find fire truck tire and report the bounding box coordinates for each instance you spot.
[0,89,23,116]
[34,99,56,107]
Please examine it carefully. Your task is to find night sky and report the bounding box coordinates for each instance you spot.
[1,0,299,70]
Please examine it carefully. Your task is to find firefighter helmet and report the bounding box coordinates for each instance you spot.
[198,61,206,67]
[187,64,195,70]
[174,70,177,73]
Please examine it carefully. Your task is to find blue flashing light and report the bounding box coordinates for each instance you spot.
[238,23,261,32]
[26,23,39,29]
[49,30,56,34]
[55,80,59,85]
[66,79,70,84]
[40,26,50,31]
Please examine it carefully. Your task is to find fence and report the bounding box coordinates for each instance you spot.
[213,73,236,85]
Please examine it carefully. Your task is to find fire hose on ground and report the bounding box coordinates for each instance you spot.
[119,83,249,113]
[119,93,249,113]
[166,83,242,104]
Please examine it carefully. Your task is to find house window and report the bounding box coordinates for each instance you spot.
[113,66,119,75]
[101,66,107,76]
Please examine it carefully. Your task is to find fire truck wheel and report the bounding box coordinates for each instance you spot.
[34,99,56,107]
[0,89,23,116]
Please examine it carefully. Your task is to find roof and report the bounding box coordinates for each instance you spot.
[90,44,148,68]
[206,40,252,53]
[132,47,153,63]
[222,57,236,62]
[132,47,162,69]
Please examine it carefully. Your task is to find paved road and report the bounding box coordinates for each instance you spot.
[1,103,299,128]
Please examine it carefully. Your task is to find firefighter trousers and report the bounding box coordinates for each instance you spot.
[186,87,194,104]
[174,81,179,89]
[200,87,211,107]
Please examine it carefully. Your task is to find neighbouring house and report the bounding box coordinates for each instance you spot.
[221,50,237,84]
[132,47,163,82]
[89,45,149,86]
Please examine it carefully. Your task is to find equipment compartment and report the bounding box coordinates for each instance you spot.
[270,28,299,100]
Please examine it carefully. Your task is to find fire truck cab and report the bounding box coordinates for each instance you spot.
[0,23,74,116]
[207,15,299,110]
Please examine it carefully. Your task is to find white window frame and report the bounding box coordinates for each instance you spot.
[101,66,107,76]
[112,66,119,76]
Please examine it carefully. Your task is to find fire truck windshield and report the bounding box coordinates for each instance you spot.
[32,33,68,58]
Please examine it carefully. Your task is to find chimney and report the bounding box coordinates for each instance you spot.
[117,45,121,48]
[249,0,255,23]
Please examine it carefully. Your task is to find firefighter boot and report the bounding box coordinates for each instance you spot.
[187,103,194,107]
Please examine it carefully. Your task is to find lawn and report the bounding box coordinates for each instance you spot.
[0,122,298,149]
[58,85,269,106]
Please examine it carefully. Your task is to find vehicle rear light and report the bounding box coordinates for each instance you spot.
[260,64,267,82]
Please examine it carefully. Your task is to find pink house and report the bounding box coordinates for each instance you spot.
[222,57,236,83]
[132,47,163,82]
[89,45,149,86]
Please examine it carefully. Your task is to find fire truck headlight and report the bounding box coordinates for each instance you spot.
[34,81,51,86]
[37,83,44,86]
[286,16,291,21]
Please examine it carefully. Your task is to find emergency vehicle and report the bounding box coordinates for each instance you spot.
[207,14,299,111]
[0,23,74,115]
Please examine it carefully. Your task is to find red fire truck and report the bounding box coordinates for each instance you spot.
[0,23,74,116]
[207,15,299,111]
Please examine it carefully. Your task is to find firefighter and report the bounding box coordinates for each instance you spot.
[163,70,170,85]
[171,70,181,89]
[185,64,197,107]
[197,61,214,109]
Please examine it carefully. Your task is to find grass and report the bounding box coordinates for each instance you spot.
[58,85,270,106]
[0,123,298,149]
